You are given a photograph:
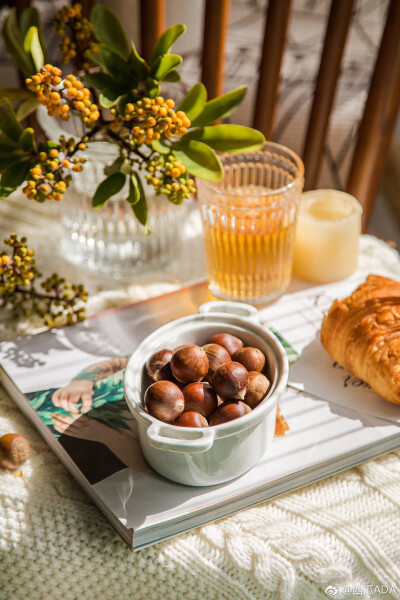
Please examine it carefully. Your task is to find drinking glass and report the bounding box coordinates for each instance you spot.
[197,142,304,303]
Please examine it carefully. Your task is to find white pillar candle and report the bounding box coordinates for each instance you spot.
[292,189,363,283]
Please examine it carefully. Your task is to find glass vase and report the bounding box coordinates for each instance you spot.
[37,107,189,278]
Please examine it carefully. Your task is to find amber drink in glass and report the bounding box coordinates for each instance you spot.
[197,143,304,303]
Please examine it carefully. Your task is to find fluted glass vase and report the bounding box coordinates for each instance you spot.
[38,107,189,278]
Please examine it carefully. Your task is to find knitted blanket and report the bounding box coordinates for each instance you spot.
[1,218,400,599]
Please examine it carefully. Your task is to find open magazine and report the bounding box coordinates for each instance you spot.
[1,277,399,550]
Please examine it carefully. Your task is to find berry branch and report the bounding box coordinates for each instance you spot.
[0,234,88,326]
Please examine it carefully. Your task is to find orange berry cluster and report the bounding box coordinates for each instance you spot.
[63,74,100,124]
[146,154,196,204]
[52,3,94,66]
[111,97,191,147]
[22,141,87,202]
[26,67,99,126]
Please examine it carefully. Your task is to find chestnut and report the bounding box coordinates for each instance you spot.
[182,382,218,418]
[170,345,209,383]
[144,380,184,423]
[244,371,270,409]
[202,343,231,377]
[0,433,30,469]
[210,361,249,400]
[208,333,244,356]
[210,401,251,426]
[174,412,208,428]
[232,347,265,373]
[174,343,196,351]
[145,349,174,382]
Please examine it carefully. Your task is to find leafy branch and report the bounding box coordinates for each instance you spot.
[0,3,266,230]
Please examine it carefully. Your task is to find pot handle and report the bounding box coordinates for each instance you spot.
[146,422,215,453]
[198,301,259,321]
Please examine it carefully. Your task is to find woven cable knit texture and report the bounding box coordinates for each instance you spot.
[1,234,400,600]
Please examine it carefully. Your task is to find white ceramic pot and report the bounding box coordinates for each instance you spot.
[124,301,288,486]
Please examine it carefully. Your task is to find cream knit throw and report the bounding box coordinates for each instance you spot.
[0,207,400,599]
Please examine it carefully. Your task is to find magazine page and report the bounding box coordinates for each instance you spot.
[92,387,399,532]
[1,279,399,542]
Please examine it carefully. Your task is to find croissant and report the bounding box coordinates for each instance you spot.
[320,274,400,405]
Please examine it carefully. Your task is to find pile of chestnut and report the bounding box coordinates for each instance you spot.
[143,332,270,427]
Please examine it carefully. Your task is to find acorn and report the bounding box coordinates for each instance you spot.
[174,412,208,428]
[210,401,252,426]
[232,347,265,373]
[0,434,30,469]
[244,371,270,409]
[144,381,184,423]
[182,382,218,418]
[202,343,231,378]
[208,333,244,356]
[210,362,249,400]
[145,349,174,382]
[170,345,209,384]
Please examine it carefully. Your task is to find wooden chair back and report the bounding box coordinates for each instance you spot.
[140,0,400,231]
[16,0,400,231]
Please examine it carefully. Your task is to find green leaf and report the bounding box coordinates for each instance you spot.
[0,88,34,103]
[92,172,126,208]
[83,72,125,95]
[91,5,130,59]
[20,7,48,62]
[23,26,44,71]
[15,98,40,121]
[99,90,121,109]
[0,137,19,152]
[162,70,180,83]
[0,153,19,172]
[145,78,160,99]
[89,46,135,88]
[128,42,149,82]
[1,106,24,142]
[185,125,265,153]
[152,139,171,155]
[172,140,223,182]
[177,83,207,121]
[1,160,30,188]
[150,53,182,81]
[0,185,17,198]
[104,156,124,176]
[150,24,186,64]
[2,8,35,77]
[104,156,131,175]
[191,86,248,127]
[127,173,140,206]
[38,140,59,153]
[19,127,36,152]
[130,172,148,230]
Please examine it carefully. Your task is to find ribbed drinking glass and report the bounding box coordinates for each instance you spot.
[197,142,304,303]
